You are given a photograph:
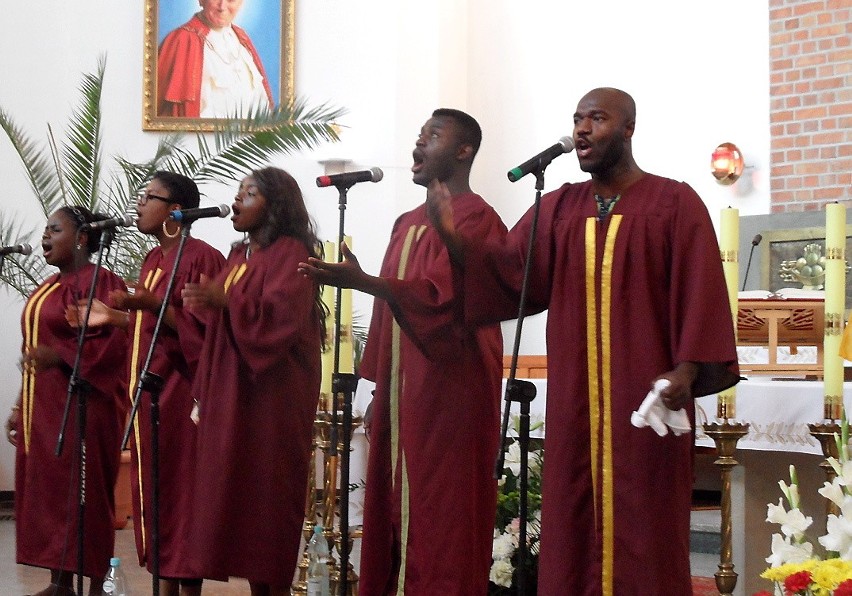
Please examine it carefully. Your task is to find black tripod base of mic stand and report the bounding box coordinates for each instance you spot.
[331,372,359,596]
[138,371,165,596]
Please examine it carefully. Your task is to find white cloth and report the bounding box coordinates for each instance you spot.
[630,379,691,436]
[200,26,269,118]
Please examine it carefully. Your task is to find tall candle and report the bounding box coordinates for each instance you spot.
[320,240,336,406]
[824,203,846,420]
[718,207,739,419]
[339,236,355,374]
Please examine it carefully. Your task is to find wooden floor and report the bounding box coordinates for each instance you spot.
[0,519,249,595]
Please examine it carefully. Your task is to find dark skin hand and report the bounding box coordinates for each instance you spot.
[654,361,699,410]
[297,242,392,301]
[182,274,228,313]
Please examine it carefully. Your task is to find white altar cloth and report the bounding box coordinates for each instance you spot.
[353,377,852,458]
[696,378,852,455]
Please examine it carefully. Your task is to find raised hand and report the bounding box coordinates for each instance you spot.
[298,241,367,290]
[183,274,227,313]
[65,298,114,328]
[111,281,160,312]
[425,179,456,237]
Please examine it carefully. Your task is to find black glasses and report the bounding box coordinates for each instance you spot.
[137,191,172,205]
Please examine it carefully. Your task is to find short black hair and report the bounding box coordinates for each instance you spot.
[152,171,200,209]
[432,108,482,156]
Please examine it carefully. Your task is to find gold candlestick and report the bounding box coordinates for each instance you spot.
[808,422,842,517]
[703,421,749,596]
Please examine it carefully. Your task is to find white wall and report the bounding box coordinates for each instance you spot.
[0,0,770,489]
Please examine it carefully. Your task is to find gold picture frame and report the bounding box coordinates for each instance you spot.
[143,0,295,132]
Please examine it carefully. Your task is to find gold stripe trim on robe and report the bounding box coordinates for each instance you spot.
[390,224,421,591]
[224,263,247,294]
[129,267,163,555]
[22,282,61,453]
[599,214,622,596]
[584,219,600,510]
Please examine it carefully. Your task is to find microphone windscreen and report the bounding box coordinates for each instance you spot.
[752,234,763,246]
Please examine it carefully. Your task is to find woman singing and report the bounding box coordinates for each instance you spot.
[183,167,325,595]
[5,206,128,596]
[69,172,226,596]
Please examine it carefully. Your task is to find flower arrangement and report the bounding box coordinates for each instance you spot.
[489,416,544,595]
[757,415,852,595]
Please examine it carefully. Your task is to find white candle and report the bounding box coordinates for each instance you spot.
[339,236,355,374]
[824,203,846,420]
[718,207,739,419]
[320,241,336,405]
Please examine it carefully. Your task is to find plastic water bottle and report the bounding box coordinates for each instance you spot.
[306,525,330,596]
[102,557,129,596]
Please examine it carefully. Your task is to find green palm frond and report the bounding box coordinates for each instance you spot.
[61,56,105,210]
[192,99,344,184]
[0,110,62,218]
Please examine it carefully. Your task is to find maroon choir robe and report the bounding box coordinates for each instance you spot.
[462,174,739,595]
[189,237,321,586]
[126,238,224,577]
[359,193,506,595]
[15,263,128,578]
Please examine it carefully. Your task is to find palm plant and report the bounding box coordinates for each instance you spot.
[0,56,343,298]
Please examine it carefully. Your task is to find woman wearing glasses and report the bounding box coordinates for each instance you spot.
[6,206,128,596]
[70,172,225,596]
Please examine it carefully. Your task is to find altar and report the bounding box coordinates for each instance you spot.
[346,375,851,594]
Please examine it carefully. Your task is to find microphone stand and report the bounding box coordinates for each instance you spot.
[330,183,359,596]
[494,166,550,596]
[741,235,761,291]
[121,223,194,596]
[55,229,114,596]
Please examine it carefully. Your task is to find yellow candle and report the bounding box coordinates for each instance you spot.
[718,207,739,419]
[339,236,355,374]
[320,241,336,403]
[824,203,846,419]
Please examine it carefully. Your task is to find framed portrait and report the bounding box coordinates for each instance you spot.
[761,225,852,307]
[143,0,295,132]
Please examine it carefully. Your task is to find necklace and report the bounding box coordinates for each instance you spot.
[594,194,621,221]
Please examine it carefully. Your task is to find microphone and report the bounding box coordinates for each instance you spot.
[507,136,575,182]
[80,214,135,231]
[316,167,384,188]
[170,204,231,223]
[741,233,763,291]
[0,243,33,256]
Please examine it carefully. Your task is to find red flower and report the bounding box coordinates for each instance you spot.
[751,591,772,596]
[783,570,812,594]
[835,579,852,596]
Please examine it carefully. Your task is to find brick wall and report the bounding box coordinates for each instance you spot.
[769,0,851,212]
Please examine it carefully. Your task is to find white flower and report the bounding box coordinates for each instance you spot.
[492,532,516,560]
[504,441,521,477]
[766,499,812,539]
[818,501,852,558]
[765,533,813,567]
[489,559,515,587]
[818,478,846,508]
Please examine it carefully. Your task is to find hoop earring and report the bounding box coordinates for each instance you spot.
[162,220,181,239]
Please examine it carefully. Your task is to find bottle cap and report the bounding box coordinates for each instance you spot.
[313,524,323,535]
[110,557,120,567]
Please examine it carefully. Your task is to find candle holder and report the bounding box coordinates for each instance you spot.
[292,403,363,594]
[808,422,842,517]
[703,421,749,596]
